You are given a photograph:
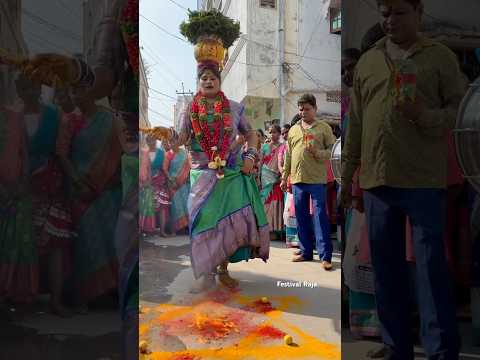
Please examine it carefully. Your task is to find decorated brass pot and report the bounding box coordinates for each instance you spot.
[194,36,226,69]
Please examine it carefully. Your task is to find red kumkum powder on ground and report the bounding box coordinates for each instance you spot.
[205,288,240,304]
[243,300,276,314]
[254,324,286,339]
[170,354,200,360]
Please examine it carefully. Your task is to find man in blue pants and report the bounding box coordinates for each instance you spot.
[341,0,465,358]
[281,93,337,270]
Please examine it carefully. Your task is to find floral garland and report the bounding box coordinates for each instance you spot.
[120,0,139,81]
[190,91,232,178]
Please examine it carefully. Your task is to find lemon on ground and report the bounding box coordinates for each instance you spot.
[139,340,149,353]
[284,335,293,345]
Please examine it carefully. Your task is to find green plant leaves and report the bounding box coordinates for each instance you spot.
[179,9,241,48]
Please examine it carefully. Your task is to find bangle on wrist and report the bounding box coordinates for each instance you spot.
[77,59,95,87]
[73,58,82,83]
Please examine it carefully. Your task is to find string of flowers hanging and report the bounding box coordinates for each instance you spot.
[190,91,233,178]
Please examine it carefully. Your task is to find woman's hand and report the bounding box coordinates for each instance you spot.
[23,54,79,88]
[241,158,254,175]
[352,196,364,213]
[340,185,353,209]
[140,126,174,142]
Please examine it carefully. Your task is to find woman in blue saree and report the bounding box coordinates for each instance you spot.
[165,142,190,234]
[57,83,123,312]
[151,142,172,236]
[15,75,72,315]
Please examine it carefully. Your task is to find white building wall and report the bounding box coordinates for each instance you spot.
[204,0,341,125]
[139,53,150,129]
[245,0,279,100]
[220,0,249,102]
[290,0,341,119]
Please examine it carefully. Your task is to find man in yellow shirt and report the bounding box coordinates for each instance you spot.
[280,94,336,270]
[341,0,464,358]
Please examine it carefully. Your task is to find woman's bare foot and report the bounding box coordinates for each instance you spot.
[190,274,216,294]
[218,272,239,289]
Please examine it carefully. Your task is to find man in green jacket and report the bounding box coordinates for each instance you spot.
[341,0,465,358]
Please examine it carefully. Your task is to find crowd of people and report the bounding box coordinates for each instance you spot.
[0,73,133,315]
[139,136,190,237]
[140,93,341,273]
[1,1,140,359]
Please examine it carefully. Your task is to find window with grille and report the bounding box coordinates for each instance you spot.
[326,91,341,103]
[330,8,341,34]
[260,0,276,9]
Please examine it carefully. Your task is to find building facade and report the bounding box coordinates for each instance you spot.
[173,95,193,132]
[139,53,150,129]
[199,0,341,129]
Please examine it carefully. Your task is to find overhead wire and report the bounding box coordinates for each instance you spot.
[165,0,190,12]
[148,107,174,125]
[140,49,178,91]
[140,43,184,82]
[300,7,326,58]
[22,9,81,41]
[141,84,177,101]
[55,0,82,26]
[140,14,189,43]
[23,28,72,54]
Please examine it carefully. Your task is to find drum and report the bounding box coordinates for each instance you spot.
[454,76,480,194]
[330,138,341,184]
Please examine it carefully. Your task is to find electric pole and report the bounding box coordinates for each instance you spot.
[174,82,194,130]
[278,0,286,126]
[176,82,194,98]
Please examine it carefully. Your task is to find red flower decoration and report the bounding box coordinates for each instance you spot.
[190,91,233,176]
[120,0,139,80]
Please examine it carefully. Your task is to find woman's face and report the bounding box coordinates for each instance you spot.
[162,141,171,152]
[198,69,220,98]
[257,131,265,144]
[281,127,289,142]
[269,126,280,142]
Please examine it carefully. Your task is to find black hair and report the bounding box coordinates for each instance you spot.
[297,93,317,108]
[342,48,361,61]
[282,123,291,131]
[269,124,281,133]
[197,65,221,81]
